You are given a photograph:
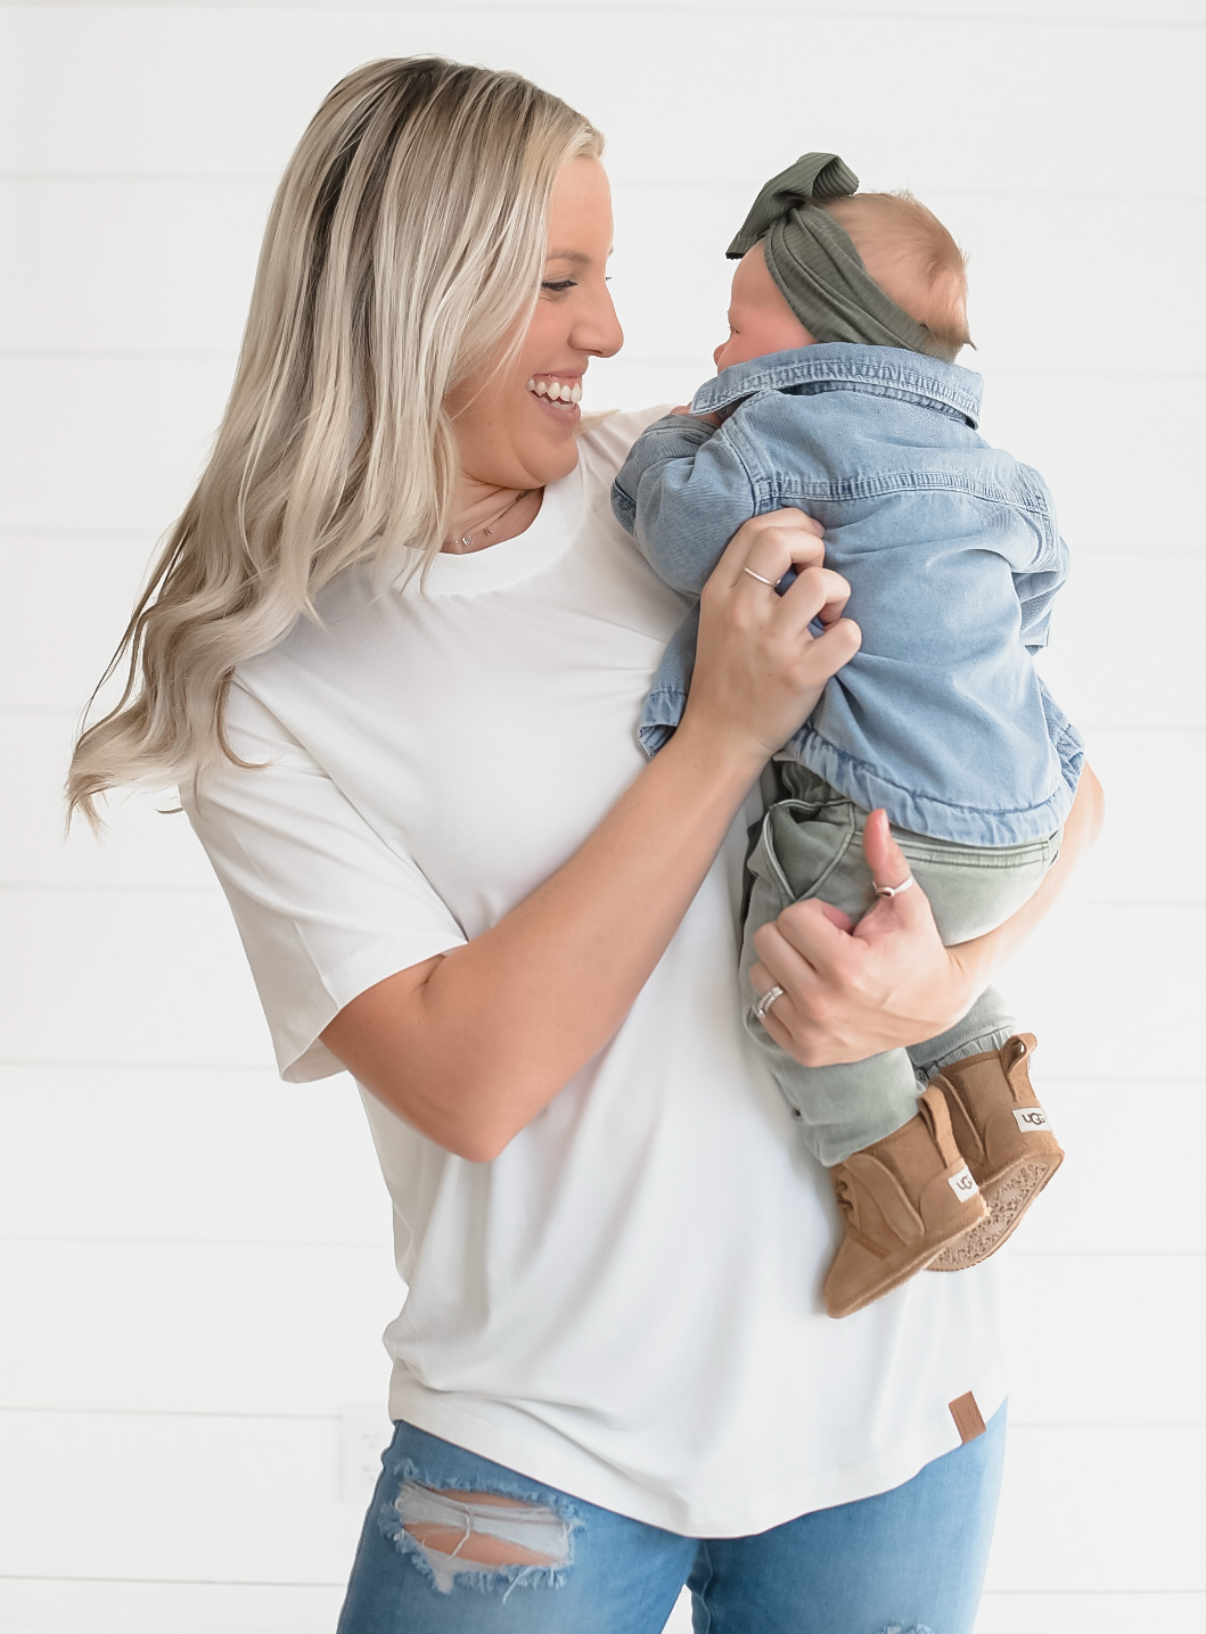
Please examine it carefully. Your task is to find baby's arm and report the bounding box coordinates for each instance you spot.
[611,411,764,595]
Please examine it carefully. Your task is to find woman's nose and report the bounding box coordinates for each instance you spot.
[713,340,728,368]
[576,285,624,359]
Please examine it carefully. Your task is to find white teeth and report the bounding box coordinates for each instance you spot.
[528,377,582,406]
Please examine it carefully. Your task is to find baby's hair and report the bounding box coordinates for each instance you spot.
[820,191,971,362]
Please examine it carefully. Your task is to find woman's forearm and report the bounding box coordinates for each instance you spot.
[389,720,763,1157]
[949,762,1105,1000]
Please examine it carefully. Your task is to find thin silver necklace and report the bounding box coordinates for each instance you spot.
[445,488,533,552]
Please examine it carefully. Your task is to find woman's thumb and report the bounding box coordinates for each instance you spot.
[861,808,912,895]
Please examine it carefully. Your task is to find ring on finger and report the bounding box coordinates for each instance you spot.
[750,983,787,1024]
[874,872,915,899]
[742,566,779,587]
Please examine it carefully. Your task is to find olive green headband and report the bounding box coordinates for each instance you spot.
[727,152,950,359]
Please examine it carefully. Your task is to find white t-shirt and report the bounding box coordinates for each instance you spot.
[184,407,1006,1536]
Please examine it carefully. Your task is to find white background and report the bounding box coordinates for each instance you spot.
[1,2,1203,1630]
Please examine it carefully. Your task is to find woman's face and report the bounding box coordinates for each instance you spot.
[447,156,623,492]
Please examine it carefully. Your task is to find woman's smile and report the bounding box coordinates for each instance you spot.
[526,372,585,410]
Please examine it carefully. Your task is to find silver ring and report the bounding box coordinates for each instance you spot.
[874,873,915,899]
[742,565,778,587]
[750,983,786,1024]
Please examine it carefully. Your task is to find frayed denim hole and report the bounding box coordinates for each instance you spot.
[382,1455,585,1523]
[880,1623,936,1634]
[377,1466,580,1600]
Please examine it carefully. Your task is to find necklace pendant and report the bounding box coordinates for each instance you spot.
[458,534,472,549]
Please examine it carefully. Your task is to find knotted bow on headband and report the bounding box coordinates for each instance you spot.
[727,152,949,358]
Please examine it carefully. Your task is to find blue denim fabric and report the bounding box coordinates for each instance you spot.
[337,1409,1006,1632]
[611,344,1084,847]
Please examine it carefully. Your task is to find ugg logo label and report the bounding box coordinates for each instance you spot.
[1013,1106,1050,1131]
[948,1165,977,1199]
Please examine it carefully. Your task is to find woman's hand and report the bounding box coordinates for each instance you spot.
[749,811,969,1065]
[679,509,862,769]
[750,768,1105,1068]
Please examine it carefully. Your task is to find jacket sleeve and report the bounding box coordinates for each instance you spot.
[1009,467,1069,654]
[610,411,760,595]
[1014,536,1070,654]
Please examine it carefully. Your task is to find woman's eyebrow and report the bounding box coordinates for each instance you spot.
[544,249,591,264]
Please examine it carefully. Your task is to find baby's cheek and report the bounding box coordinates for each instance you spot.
[715,336,754,370]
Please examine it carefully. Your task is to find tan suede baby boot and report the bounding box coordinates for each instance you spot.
[824,1084,988,1319]
[927,1033,1064,1271]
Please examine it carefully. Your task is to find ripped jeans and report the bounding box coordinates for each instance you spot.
[336,1405,1006,1632]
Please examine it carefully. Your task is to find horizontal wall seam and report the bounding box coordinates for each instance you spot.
[5,883,1201,900]
[0,1236,1199,1256]
[4,1063,1197,1079]
[0,1057,273,1070]
[0,1571,344,1586]
[3,174,1206,204]
[0,1235,386,1248]
[3,536,1198,559]
[0,1406,343,1420]
[3,352,1206,382]
[3,2,1204,30]
[1,1408,1198,1430]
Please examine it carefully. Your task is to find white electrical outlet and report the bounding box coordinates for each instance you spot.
[340,1403,392,1504]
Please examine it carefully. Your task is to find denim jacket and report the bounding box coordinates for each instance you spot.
[611,344,1083,847]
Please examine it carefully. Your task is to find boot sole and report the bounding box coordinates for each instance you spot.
[826,1202,989,1317]
[927,1150,1063,1271]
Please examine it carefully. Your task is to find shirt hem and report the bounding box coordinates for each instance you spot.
[384,1369,1009,1538]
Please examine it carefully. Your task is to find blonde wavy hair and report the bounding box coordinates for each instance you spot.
[68,57,602,825]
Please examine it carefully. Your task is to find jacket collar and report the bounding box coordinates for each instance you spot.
[691,342,983,428]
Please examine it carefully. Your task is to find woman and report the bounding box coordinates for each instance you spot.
[69,58,1103,1633]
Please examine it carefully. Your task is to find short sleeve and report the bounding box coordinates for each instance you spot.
[181,682,467,1082]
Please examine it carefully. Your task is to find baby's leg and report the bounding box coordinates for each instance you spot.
[908,986,1018,1085]
[742,799,988,1316]
[880,830,1066,1270]
[740,777,923,1167]
[741,767,1064,1313]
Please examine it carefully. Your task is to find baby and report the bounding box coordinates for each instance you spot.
[611,153,1083,1318]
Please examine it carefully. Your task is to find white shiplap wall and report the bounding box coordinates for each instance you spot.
[2,3,1203,1630]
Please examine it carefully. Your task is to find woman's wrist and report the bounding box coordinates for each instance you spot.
[669,708,775,797]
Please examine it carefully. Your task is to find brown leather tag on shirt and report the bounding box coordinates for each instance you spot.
[949,1392,987,1444]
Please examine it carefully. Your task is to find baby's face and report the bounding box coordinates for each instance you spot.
[713,241,813,372]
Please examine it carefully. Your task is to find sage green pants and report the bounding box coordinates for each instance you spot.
[741,764,1062,1167]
